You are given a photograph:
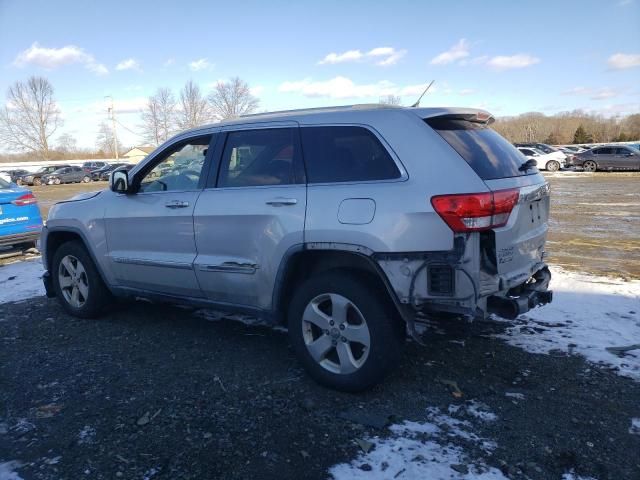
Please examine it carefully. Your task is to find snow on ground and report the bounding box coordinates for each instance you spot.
[495,267,640,381]
[0,259,44,304]
[329,402,506,480]
[0,461,24,480]
[562,471,598,480]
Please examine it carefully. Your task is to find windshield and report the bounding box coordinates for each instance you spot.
[425,117,538,180]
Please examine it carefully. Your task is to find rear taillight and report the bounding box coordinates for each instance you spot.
[431,188,519,232]
[11,193,38,206]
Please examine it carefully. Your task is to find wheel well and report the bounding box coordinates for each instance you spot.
[274,249,400,324]
[45,231,83,270]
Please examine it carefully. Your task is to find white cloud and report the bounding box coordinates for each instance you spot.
[318,47,406,66]
[279,76,430,100]
[13,42,108,75]
[607,53,640,70]
[459,88,476,96]
[163,58,175,67]
[430,39,469,65]
[374,48,407,66]
[188,58,212,71]
[563,86,622,100]
[486,54,540,70]
[318,50,364,65]
[116,58,141,72]
[250,85,265,96]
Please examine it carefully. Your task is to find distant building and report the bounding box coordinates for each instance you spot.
[123,146,155,163]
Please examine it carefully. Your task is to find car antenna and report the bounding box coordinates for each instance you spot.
[411,80,435,108]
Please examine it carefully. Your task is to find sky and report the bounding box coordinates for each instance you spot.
[1,0,639,150]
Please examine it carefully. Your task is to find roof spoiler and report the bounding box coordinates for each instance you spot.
[419,109,495,126]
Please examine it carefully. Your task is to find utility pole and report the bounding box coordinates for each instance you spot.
[105,96,119,160]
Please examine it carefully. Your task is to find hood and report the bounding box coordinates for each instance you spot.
[61,190,103,203]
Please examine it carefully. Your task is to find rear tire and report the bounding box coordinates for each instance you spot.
[51,240,113,318]
[288,270,405,392]
[82,175,91,183]
[583,160,597,172]
[546,160,560,172]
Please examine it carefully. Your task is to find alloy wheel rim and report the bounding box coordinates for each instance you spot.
[301,293,371,375]
[584,161,596,172]
[58,255,89,308]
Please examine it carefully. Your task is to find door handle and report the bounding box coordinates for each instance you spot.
[266,197,298,206]
[165,200,190,209]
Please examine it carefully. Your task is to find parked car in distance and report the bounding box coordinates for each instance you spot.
[16,165,70,186]
[517,147,564,171]
[0,176,43,249]
[0,169,30,184]
[41,166,92,185]
[82,161,108,173]
[41,105,553,391]
[91,163,125,181]
[515,143,567,166]
[572,145,640,171]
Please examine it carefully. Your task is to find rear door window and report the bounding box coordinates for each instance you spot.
[218,128,299,188]
[425,116,536,180]
[594,148,613,155]
[301,126,401,183]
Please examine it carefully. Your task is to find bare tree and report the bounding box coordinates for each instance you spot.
[178,80,210,130]
[140,87,177,145]
[96,121,116,156]
[379,94,402,106]
[208,77,259,121]
[56,132,77,154]
[0,76,62,158]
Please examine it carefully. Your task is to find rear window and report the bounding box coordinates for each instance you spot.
[426,117,536,180]
[0,177,10,189]
[301,126,401,183]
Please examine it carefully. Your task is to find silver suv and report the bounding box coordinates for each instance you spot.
[41,105,553,391]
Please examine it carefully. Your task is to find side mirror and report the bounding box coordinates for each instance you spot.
[110,170,130,193]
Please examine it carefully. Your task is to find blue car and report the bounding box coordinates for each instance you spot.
[0,177,43,248]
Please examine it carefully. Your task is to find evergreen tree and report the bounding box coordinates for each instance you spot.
[573,125,591,144]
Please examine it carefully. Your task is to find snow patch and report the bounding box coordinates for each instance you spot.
[630,418,640,435]
[505,392,525,400]
[562,470,598,480]
[330,405,506,479]
[496,267,640,381]
[0,461,24,480]
[78,425,96,445]
[0,259,45,304]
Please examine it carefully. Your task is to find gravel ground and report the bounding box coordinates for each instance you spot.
[1,172,639,479]
[1,298,639,480]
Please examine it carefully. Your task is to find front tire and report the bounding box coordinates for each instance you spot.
[583,160,597,172]
[546,160,560,172]
[54,178,61,185]
[33,177,42,186]
[51,241,113,318]
[82,175,91,183]
[288,271,405,392]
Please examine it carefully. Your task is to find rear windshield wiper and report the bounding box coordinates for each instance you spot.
[519,159,538,172]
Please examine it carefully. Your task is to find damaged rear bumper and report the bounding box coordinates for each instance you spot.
[486,266,552,319]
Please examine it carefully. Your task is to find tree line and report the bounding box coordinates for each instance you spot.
[0,76,260,161]
[1,75,638,162]
[492,110,640,145]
